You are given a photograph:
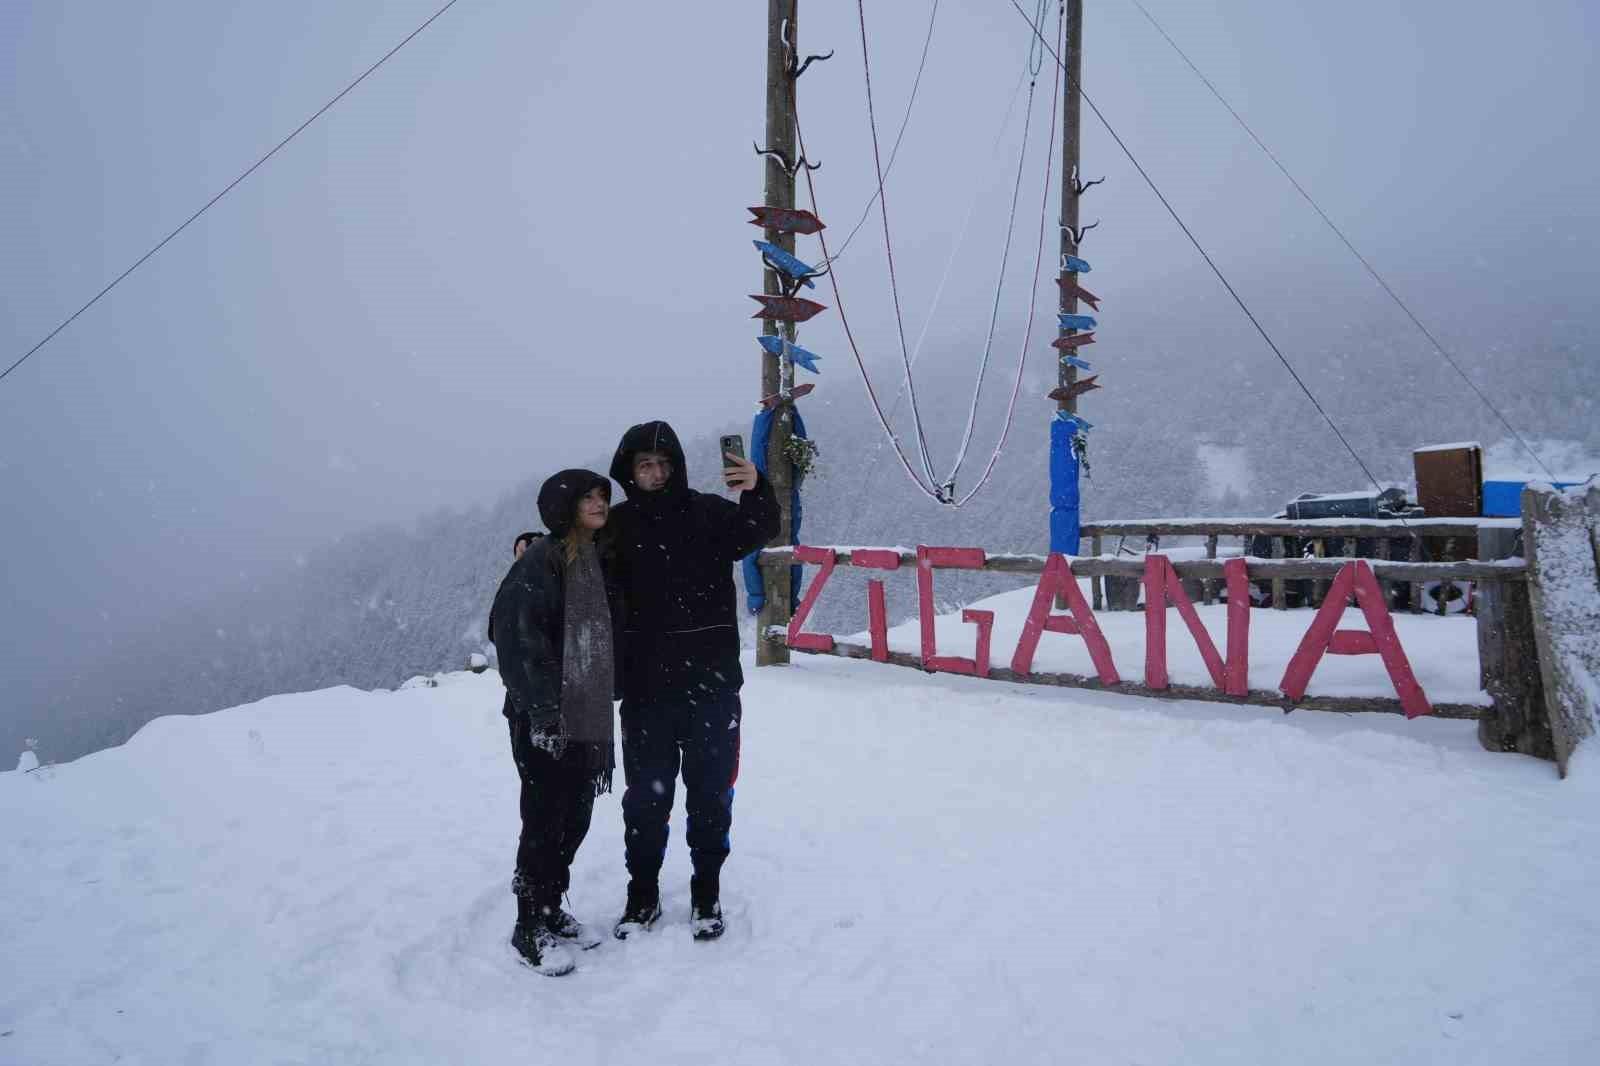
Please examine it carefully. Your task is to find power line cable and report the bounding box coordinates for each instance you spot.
[825,0,942,266]
[1127,0,1555,482]
[1007,0,1394,501]
[1,0,466,387]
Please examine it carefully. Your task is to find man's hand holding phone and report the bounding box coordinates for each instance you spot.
[720,434,756,493]
[722,453,757,493]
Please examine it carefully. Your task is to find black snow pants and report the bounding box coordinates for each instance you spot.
[620,693,741,897]
[508,716,596,912]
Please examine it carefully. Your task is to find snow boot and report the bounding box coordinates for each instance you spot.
[690,873,725,942]
[612,880,662,941]
[547,901,603,951]
[511,897,575,977]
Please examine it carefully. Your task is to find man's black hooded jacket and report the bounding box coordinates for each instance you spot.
[607,421,780,702]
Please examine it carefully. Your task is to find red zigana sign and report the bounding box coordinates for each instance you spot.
[785,546,1433,718]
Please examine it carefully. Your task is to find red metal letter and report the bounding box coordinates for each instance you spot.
[915,546,988,674]
[1010,553,1120,684]
[1223,557,1250,696]
[786,545,837,652]
[1142,555,1227,692]
[851,550,902,662]
[1279,560,1432,717]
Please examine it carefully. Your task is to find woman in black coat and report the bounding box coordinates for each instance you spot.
[489,469,623,976]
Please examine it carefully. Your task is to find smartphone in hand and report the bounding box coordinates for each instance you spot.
[720,434,746,469]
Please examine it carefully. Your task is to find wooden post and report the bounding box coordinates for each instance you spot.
[1522,483,1600,777]
[1310,539,1328,607]
[1474,526,1553,759]
[1056,0,1084,425]
[1091,532,1104,610]
[1271,536,1286,610]
[756,0,797,667]
[1050,1,1083,613]
[1202,533,1218,605]
[1407,535,1424,614]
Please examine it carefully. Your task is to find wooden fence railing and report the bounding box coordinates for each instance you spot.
[1078,516,1521,613]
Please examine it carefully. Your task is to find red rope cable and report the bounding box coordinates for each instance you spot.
[853,0,940,489]
[793,112,943,503]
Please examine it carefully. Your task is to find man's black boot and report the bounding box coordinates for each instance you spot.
[612,879,662,941]
[689,872,725,942]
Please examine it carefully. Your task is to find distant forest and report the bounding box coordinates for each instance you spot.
[9,315,1594,765]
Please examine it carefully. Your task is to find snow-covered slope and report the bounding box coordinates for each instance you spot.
[4,659,1596,1065]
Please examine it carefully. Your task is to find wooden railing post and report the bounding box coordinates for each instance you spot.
[1091,533,1104,611]
[1522,483,1600,776]
[1474,525,1553,758]
[1202,533,1218,605]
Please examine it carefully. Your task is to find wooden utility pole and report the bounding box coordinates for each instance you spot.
[1053,0,1084,609]
[757,0,797,666]
[1057,0,1084,421]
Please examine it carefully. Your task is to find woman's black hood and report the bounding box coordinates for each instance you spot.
[537,469,611,538]
[609,420,689,500]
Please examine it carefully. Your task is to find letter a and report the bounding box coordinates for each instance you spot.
[1279,559,1432,718]
[1010,553,1120,684]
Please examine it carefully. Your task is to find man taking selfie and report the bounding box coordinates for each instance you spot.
[605,420,779,941]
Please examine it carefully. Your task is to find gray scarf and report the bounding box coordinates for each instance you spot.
[560,540,616,795]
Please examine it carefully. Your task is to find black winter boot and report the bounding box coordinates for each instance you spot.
[546,898,602,951]
[511,894,575,976]
[689,872,724,942]
[612,880,662,940]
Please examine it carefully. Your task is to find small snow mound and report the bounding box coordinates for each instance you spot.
[15,749,39,772]
[399,675,439,691]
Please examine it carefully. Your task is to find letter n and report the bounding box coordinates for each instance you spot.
[786,546,837,652]
[1279,559,1432,718]
[1143,555,1250,696]
[1010,553,1120,683]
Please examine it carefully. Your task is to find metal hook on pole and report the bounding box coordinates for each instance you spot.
[1060,219,1100,245]
[781,16,833,80]
[754,142,822,177]
[1069,167,1105,198]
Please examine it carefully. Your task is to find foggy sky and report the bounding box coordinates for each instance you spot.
[2,0,1595,727]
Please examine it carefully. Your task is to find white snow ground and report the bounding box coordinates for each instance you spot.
[4,649,1597,1065]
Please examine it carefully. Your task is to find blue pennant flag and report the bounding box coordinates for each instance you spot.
[756,334,823,373]
[753,241,819,288]
[1062,255,1092,274]
[1061,355,1093,371]
[1058,313,1098,331]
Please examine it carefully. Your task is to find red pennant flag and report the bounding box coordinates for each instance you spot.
[760,383,816,409]
[1056,276,1100,311]
[1050,332,1096,351]
[1047,376,1100,402]
[749,295,827,322]
[748,206,826,235]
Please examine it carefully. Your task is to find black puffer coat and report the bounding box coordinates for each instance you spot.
[607,421,781,702]
[490,470,624,725]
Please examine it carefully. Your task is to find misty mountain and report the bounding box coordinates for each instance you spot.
[7,306,1594,766]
